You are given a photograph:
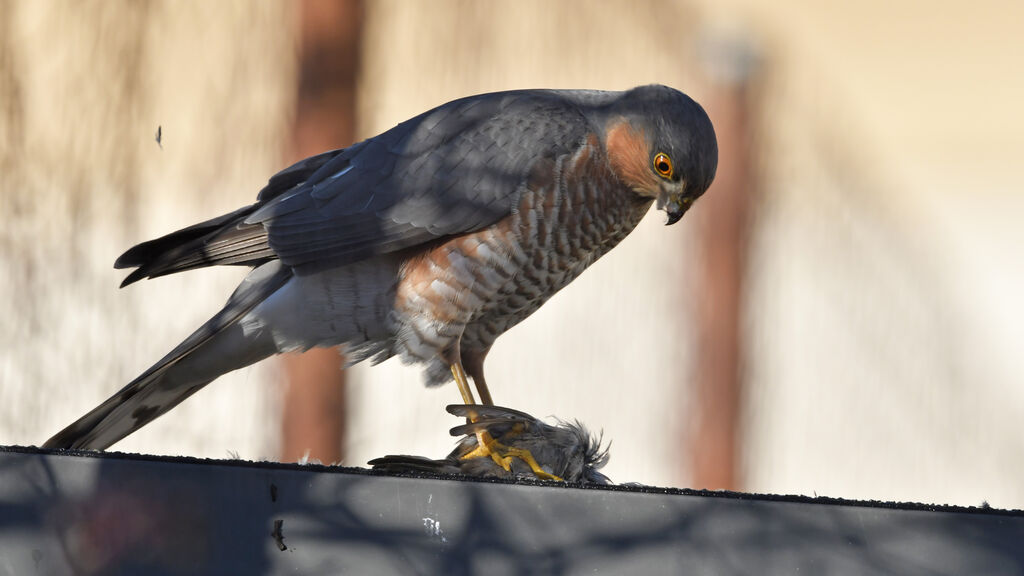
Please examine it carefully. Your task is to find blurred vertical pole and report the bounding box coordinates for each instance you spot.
[690,34,757,490]
[279,0,363,464]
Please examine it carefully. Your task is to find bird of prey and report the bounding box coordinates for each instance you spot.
[370,404,611,484]
[44,85,718,477]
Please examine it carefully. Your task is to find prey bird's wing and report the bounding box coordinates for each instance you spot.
[245,90,592,274]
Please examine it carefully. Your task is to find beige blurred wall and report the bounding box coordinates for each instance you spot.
[708,0,1024,506]
[0,0,296,460]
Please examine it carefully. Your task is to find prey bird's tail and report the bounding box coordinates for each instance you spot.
[43,261,291,451]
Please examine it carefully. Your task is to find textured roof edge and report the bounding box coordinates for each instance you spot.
[3,443,1017,516]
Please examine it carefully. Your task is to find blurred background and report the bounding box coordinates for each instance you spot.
[1,0,1022,508]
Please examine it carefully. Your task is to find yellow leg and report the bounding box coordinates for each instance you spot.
[458,431,563,481]
[450,363,477,406]
[463,352,494,406]
[459,429,512,471]
[503,447,563,482]
[449,361,561,480]
[448,360,561,477]
[473,377,494,406]
[451,362,506,467]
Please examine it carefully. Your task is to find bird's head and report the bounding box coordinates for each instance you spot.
[604,85,718,225]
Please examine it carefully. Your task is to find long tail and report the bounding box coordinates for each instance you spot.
[43,261,292,451]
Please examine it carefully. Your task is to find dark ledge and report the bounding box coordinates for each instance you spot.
[1,445,1021,575]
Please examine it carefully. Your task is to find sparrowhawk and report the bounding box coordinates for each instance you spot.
[45,85,718,477]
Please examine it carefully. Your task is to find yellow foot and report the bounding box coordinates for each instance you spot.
[460,430,564,482]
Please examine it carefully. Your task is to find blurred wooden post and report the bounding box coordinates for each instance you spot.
[690,35,757,490]
[279,0,363,464]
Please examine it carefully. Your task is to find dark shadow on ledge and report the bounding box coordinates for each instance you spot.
[0,446,1022,576]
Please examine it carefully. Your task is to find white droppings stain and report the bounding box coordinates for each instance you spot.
[422,517,448,544]
[428,494,433,504]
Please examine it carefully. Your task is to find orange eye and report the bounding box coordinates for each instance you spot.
[653,153,673,178]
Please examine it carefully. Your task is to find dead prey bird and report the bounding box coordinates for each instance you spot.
[370,405,611,484]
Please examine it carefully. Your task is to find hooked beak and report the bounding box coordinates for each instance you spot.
[657,187,691,226]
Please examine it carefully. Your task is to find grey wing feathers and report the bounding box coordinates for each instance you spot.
[246,90,593,273]
[117,90,592,283]
[366,455,463,476]
[115,208,271,287]
[116,149,346,286]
